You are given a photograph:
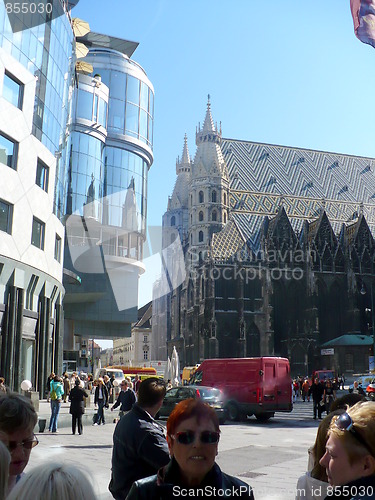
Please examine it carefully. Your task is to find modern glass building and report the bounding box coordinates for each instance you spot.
[0,0,74,394]
[62,33,154,369]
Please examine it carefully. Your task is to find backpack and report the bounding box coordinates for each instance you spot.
[50,385,57,400]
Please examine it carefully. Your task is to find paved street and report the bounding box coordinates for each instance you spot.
[29,398,324,500]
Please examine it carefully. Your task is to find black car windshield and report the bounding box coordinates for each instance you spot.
[198,388,222,400]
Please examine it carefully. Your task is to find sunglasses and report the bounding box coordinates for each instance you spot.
[7,435,39,452]
[171,430,220,445]
[335,413,373,456]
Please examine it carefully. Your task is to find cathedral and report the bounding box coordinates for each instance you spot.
[152,98,375,376]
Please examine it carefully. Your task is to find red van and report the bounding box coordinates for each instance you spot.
[190,357,292,421]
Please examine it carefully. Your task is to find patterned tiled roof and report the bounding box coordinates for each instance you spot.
[218,138,375,251]
[211,219,247,259]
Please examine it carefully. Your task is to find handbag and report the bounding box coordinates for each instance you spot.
[319,399,325,407]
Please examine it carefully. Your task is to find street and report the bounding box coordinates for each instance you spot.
[28,399,321,500]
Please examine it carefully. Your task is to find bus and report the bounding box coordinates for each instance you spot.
[107,366,158,381]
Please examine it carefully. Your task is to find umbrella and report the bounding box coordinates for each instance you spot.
[76,42,89,59]
[164,357,171,382]
[72,18,90,38]
[171,346,180,387]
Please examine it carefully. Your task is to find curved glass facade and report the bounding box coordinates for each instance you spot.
[84,49,154,149]
[0,3,74,154]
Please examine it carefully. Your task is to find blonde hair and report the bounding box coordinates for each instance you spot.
[0,440,10,500]
[125,377,133,389]
[7,462,97,500]
[328,401,375,464]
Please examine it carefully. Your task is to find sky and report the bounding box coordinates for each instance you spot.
[71,1,375,349]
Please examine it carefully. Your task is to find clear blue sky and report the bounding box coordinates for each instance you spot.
[72,1,375,347]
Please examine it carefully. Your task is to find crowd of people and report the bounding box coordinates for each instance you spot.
[0,374,374,499]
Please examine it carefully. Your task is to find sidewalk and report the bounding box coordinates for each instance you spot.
[36,393,114,431]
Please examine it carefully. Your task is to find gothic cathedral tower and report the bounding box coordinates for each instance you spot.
[189,96,230,262]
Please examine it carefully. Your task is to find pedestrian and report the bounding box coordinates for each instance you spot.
[69,378,89,435]
[6,462,98,500]
[108,377,170,499]
[302,379,310,402]
[319,401,375,497]
[0,392,38,494]
[296,410,344,500]
[322,379,336,415]
[111,380,136,418]
[133,374,141,394]
[293,379,299,402]
[104,375,113,399]
[166,379,172,390]
[352,380,365,396]
[45,372,55,402]
[48,375,64,433]
[0,440,10,500]
[62,372,71,403]
[94,377,109,425]
[126,398,254,499]
[125,376,134,390]
[0,378,6,394]
[308,378,325,420]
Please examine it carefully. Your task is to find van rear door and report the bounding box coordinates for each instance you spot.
[262,359,277,407]
[275,359,292,410]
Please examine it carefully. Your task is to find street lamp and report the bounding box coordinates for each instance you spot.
[360,282,375,371]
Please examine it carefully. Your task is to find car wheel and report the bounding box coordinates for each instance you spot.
[255,412,273,422]
[226,402,239,421]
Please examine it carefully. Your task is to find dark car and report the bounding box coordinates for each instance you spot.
[156,385,227,424]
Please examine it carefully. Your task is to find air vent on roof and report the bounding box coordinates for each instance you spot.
[360,165,371,174]
[328,161,339,170]
[338,185,349,195]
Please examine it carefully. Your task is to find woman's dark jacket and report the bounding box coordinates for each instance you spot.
[126,457,254,499]
[94,384,109,405]
[324,475,375,500]
[69,386,89,415]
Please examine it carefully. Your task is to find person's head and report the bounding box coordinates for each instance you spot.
[314,378,319,384]
[75,378,81,387]
[53,375,60,383]
[0,392,38,479]
[320,401,375,486]
[0,378,5,386]
[137,377,166,409]
[330,393,366,412]
[166,399,220,487]
[326,380,332,387]
[134,375,139,381]
[120,380,128,392]
[63,372,68,378]
[98,378,104,386]
[103,375,109,383]
[0,440,10,500]
[49,373,55,379]
[353,380,359,389]
[6,462,98,500]
[311,410,344,482]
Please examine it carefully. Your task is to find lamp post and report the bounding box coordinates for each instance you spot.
[360,282,375,371]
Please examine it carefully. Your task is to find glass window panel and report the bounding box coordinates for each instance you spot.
[54,234,61,262]
[0,133,17,169]
[31,217,45,249]
[3,72,22,108]
[77,89,93,120]
[108,98,125,131]
[36,159,49,192]
[0,199,12,234]
[140,82,148,111]
[126,75,139,106]
[139,109,147,139]
[98,98,107,128]
[148,116,153,145]
[93,94,98,122]
[125,103,139,136]
[110,71,126,100]
[148,89,154,117]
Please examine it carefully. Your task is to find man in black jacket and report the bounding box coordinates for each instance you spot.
[111,380,136,417]
[109,377,169,500]
[308,378,324,419]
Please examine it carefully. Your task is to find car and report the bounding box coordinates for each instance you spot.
[156,385,227,424]
[365,379,375,400]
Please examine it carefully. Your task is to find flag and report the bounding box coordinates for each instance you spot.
[350,0,375,47]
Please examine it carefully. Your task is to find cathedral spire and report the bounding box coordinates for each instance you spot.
[176,133,191,175]
[196,94,221,146]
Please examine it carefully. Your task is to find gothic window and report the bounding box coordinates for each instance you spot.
[212,190,217,202]
[223,193,227,205]
[223,212,227,223]
[199,211,204,222]
[171,216,176,226]
[190,214,192,224]
[190,194,193,205]
[190,233,192,244]
[212,210,217,221]
[199,230,204,242]
[199,191,204,203]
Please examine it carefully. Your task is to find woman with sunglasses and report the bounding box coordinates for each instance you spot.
[126,398,254,499]
[319,401,375,499]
